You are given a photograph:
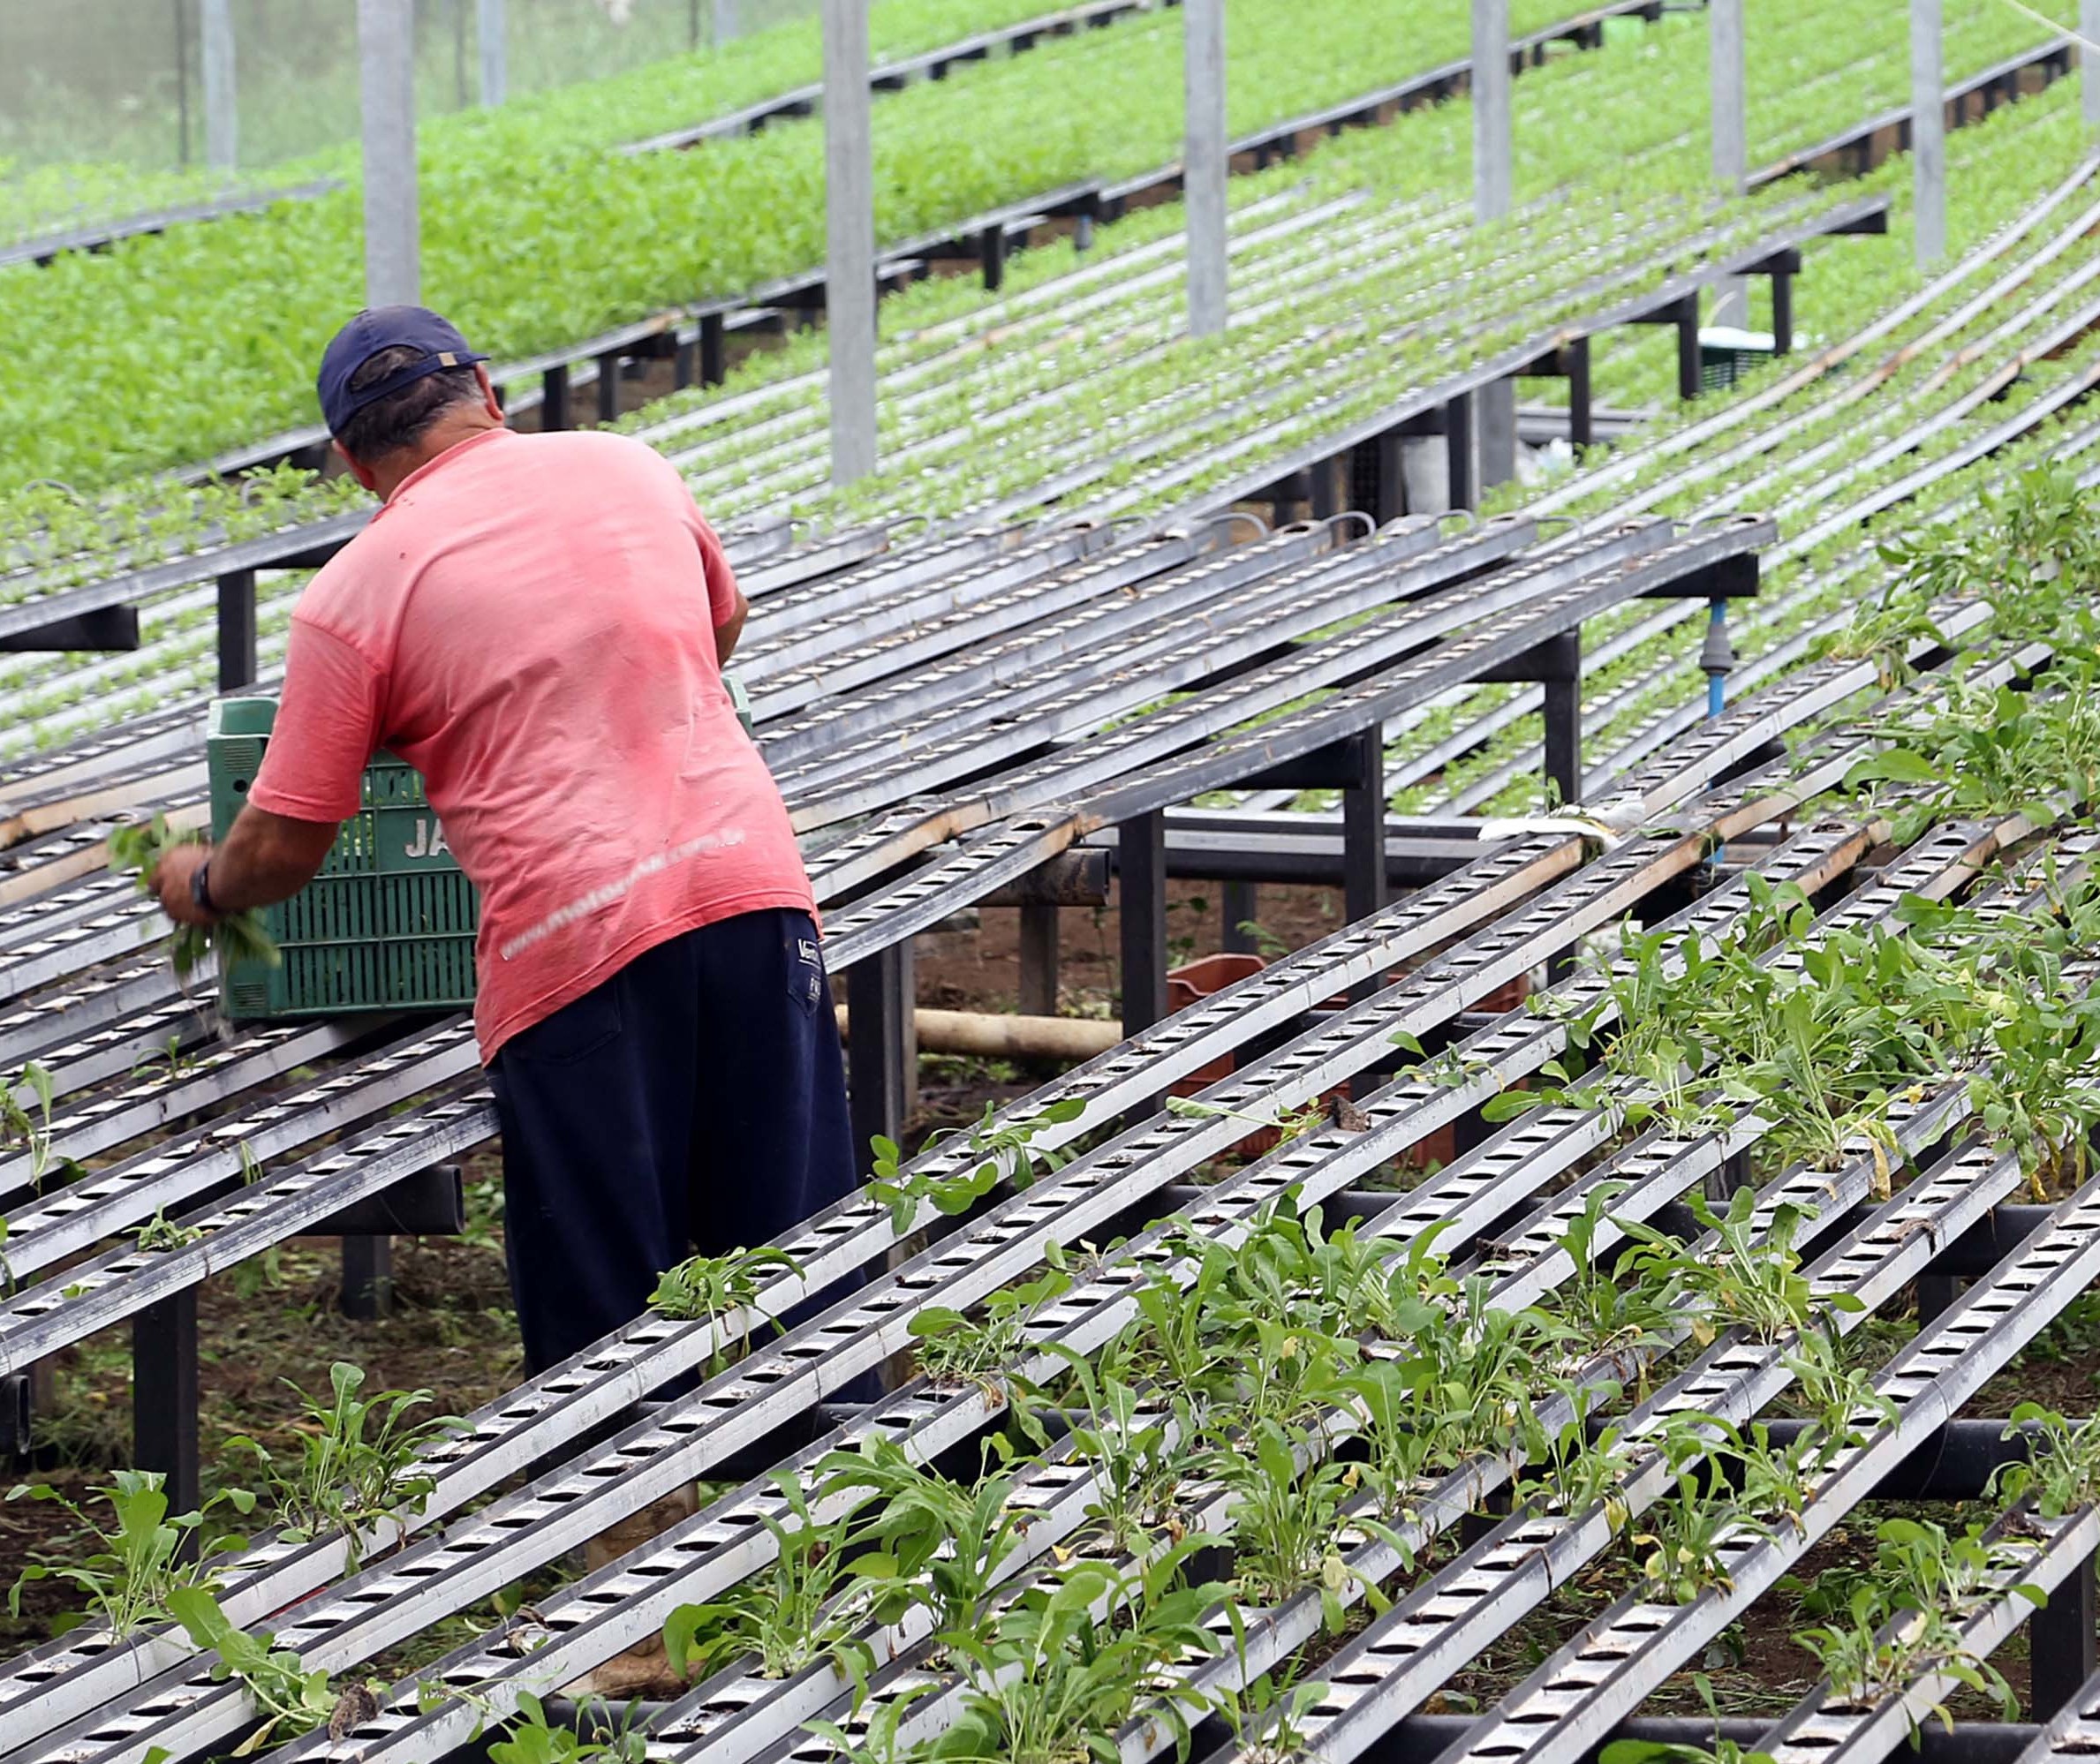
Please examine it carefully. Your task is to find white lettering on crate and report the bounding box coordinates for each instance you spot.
[404,817,451,859]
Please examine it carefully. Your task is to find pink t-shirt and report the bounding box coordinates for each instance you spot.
[249,426,815,1061]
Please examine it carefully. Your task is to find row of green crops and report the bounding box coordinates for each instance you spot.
[0,36,2086,767]
[0,0,1130,248]
[0,0,2064,496]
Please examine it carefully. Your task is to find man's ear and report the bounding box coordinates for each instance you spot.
[475,363,503,422]
[332,437,380,494]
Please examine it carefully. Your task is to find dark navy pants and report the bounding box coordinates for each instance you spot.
[487,908,860,1378]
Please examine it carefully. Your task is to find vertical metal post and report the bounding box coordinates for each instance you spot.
[1771,272,1795,355]
[1118,810,1170,1036]
[1222,881,1258,954]
[200,0,238,170]
[175,0,194,168]
[847,945,910,1178]
[1471,0,1511,222]
[217,571,258,693]
[451,0,469,107]
[1445,393,1476,512]
[825,0,878,486]
[543,364,572,431]
[1018,903,1060,1017]
[2086,0,2100,130]
[359,0,420,306]
[1701,599,1734,720]
[1472,0,1515,488]
[714,0,738,44]
[1912,0,1945,268]
[133,1290,200,1531]
[699,313,728,386]
[341,1237,394,1319]
[978,225,1007,292]
[2034,1546,2098,1719]
[1541,631,1582,809]
[479,0,507,106]
[1374,430,1407,524]
[1182,0,1228,339]
[691,0,703,51]
[1341,732,1388,929]
[1567,336,1593,453]
[1675,297,1703,402]
[1709,0,1747,325]
[595,351,623,426]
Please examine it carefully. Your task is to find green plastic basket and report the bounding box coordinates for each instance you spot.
[207,697,480,1021]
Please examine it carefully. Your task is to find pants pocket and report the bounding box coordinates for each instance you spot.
[502,982,624,1067]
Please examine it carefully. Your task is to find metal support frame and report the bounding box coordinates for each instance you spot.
[0,607,140,653]
[200,0,238,171]
[1472,0,1511,223]
[478,0,506,105]
[714,0,737,42]
[1628,294,1703,401]
[218,569,257,693]
[848,942,910,1175]
[543,364,572,431]
[2034,1544,2099,1719]
[1479,630,1581,808]
[699,313,728,388]
[1914,0,1946,267]
[341,1236,395,1321]
[1446,392,1476,511]
[825,0,879,486]
[595,351,623,426]
[2086,0,2100,130]
[978,224,1007,292]
[1340,734,1391,929]
[1709,0,1746,324]
[1118,809,1171,1037]
[1018,903,1060,1017]
[174,0,193,168]
[1221,879,1259,954]
[133,1287,199,1530]
[1182,0,1228,338]
[358,0,420,306]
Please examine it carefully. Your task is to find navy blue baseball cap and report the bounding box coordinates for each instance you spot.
[317,305,490,437]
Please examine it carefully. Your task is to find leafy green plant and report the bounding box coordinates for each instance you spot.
[869,1097,1084,1235]
[6,1470,251,1636]
[225,1362,460,1566]
[1992,1403,2100,1519]
[1218,1667,1333,1764]
[166,1585,354,1754]
[133,1209,204,1252]
[109,815,280,983]
[648,1243,804,1373]
[487,1692,648,1764]
[907,1254,1073,1393]
[661,1471,884,1686]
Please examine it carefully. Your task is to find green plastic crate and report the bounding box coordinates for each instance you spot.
[207,697,479,1021]
[1699,326,1778,394]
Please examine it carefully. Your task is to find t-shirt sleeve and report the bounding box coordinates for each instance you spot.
[693,511,741,629]
[247,618,387,823]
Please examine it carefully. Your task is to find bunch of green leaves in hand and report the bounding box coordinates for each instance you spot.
[108,815,280,983]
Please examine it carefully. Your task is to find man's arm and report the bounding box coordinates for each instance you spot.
[715,587,750,662]
[150,808,341,928]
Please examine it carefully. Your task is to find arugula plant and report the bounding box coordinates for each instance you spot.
[1992,1403,2100,1519]
[868,1097,1085,1235]
[108,815,280,984]
[6,1469,253,1637]
[648,1243,805,1374]
[225,1361,462,1567]
[166,1585,359,1754]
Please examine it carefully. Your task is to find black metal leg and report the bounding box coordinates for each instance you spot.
[1567,335,1593,453]
[1310,452,1346,522]
[217,569,257,694]
[1375,430,1407,524]
[979,225,1006,291]
[1540,629,1582,809]
[673,338,696,390]
[1771,271,1794,356]
[1118,810,1170,1036]
[1916,1274,1960,1325]
[1446,392,1475,511]
[341,1236,394,1320]
[134,1288,200,1529]
[1341,730,1389,928]
[700,313,727,388]
[2034,1546,2098,1720]
[543,364,572,431]
[1222,880,1258,954]
[1677,295,1702,402]
[848,945,911,1177]
[1018,901,1060,1017]
[595,351,622,426]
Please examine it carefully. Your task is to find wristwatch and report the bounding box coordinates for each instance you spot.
[190,858,219,918]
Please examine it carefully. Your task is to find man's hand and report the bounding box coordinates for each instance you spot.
[150,843,218,929]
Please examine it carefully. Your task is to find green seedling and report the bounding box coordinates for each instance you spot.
[7,1469,252,1637]
[225,1361,461,1568]
[868,1097,1084,1235]
[109,815,280,984]
[648,1243,804,1374]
